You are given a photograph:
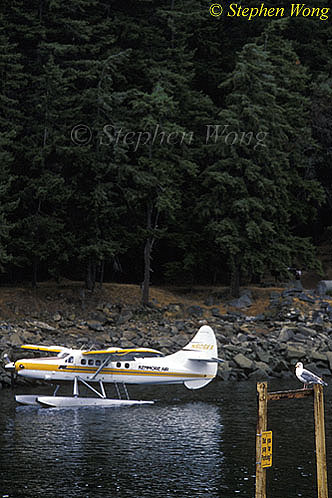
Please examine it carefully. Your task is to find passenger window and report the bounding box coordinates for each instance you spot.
[125,363,130,369]
[81,359,86,365]
[68,356,74,363]
[116,362,121,368]
[96,360,101,366]
[88,359,94,366]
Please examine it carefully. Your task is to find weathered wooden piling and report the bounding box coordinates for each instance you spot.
[314,384,328,498]
[255,382,328,498]
[255,382,267,498]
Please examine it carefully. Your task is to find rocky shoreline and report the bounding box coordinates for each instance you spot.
[1,285,332,388]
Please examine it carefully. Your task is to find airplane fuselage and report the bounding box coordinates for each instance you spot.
[14,351,216,386]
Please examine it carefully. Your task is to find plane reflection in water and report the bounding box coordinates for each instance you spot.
[5,325,223,407]
[1,393,223,498]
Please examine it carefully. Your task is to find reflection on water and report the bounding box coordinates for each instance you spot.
[0,385,222,498]
[0,380,332,497]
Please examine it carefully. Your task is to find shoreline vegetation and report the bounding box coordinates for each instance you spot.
[1,280,332,387]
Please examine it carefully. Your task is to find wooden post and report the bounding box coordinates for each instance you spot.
[255,382,268,498]
[314,384,328,498]
[255,384,328,498]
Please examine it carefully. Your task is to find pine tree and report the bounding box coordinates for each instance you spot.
[4,0,125,286]
[8,51,72,285]
[198,42,323,295]
[0,17,24,272]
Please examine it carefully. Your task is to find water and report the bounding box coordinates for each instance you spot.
[0,379,331,497]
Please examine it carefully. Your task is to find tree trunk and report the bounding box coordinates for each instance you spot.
[85,259,96,292]
[142,237,152,306]
[99,260,105,288]
[32,257,38,288]
[142,199,156,306]
[230,263,240,297]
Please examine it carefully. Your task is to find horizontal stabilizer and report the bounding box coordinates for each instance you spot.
[188,357,224,363]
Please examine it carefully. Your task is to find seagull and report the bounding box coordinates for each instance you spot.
[295,362,328,389]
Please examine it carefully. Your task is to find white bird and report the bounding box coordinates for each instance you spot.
[295,362,328,388]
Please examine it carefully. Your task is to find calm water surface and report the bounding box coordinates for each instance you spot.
[0,379,332,497]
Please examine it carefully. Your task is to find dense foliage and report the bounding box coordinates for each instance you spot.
[0,0,331,299]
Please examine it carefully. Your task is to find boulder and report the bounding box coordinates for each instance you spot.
[122,329,140,343]
[8,332,22,346]
[310,350,328,362]
[273,359,289,373]
[29,321,58,334]
[165,303,184,315]
[298,293,315,304]
[204,295,215,306]
[325,351,332,371]
[286,344,306,359]
[253,361,272,374]
[317,280,332,296]
[210,308,223,318]
[87,320,104,332]
[154,337,173,348]
[256,349,270,364]
[229,294,252,309]
[278,327,295,342]
[296,326,316,337]
[233,353,254,370]
[186,305,204,317]
[172,334,188,348]
[249,368,270,380]
[116,310,133,325]
[217,361,232,380]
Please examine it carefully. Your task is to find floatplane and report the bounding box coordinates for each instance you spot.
[4,325,222,408]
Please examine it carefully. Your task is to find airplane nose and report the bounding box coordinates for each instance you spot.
[14,361,26,374]
[4,362,15,372]
[3,353,15,372]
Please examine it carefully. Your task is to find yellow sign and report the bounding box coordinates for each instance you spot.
[261,431,272,468]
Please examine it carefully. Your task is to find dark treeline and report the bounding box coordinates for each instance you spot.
[0,0,331,301]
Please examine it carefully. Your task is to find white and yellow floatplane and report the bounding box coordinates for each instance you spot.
[4,325,222,408]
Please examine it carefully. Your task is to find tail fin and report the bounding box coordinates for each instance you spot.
[181,325,221,390]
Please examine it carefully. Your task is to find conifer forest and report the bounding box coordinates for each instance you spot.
[0,0,331,301]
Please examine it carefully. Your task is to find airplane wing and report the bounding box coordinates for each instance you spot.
[20,344,66,353]
[83,347,163,357]
[82,348,127,356]
[83,348,164,381]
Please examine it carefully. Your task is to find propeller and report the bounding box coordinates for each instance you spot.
[3,353,17,387]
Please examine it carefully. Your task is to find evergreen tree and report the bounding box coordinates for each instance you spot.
[260,21,324,229]
[8,49,72,285]
[311,72,332,238]
[198,42,323,296]
[0,17,24,272]
[0,0,330,289]
[116,83,196,303]
[107,1,218,302]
